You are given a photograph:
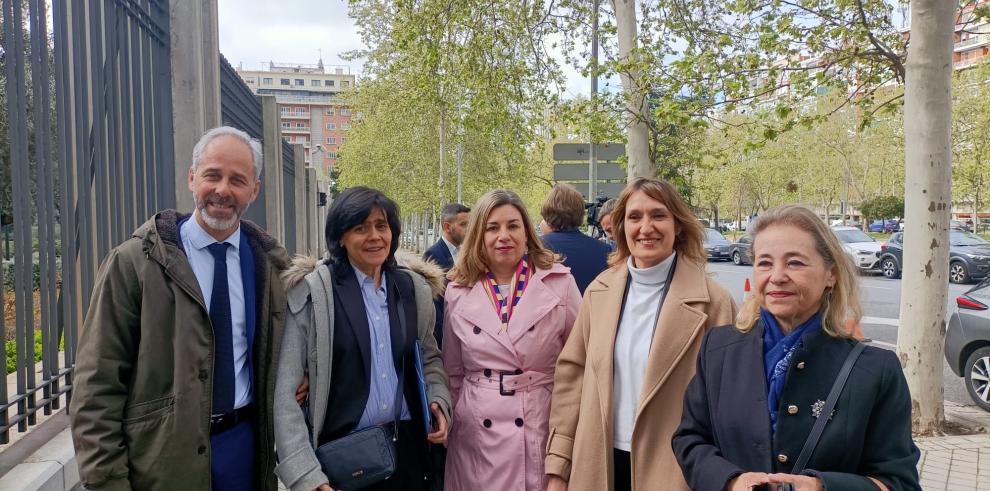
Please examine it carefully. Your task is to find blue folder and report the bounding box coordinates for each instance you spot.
[413,340,434,434]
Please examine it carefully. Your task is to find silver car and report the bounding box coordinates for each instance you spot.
[832,226,881,271]
[945,276,990,411]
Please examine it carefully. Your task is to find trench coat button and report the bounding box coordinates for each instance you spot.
[198,369,208,381]
[483,369,492,377]
[198,445,206,455]
[514,368,523,375]
[787,405,799,415]
[796,361,806,370]
[483,419,492,428]
[777,454,788,463]
[515,418,524,427]
[473,326,481,334]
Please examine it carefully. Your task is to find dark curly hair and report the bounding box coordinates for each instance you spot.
[324,186,402,275]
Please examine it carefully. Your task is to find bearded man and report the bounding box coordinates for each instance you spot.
[70,126,290,491]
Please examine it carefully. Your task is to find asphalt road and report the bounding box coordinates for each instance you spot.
[706,261,977,407]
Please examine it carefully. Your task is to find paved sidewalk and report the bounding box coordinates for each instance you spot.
[916,402,990,490]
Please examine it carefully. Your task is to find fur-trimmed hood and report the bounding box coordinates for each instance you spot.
[281,249,446,299]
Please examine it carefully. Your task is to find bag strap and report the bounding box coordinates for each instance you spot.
[391,292,407,442]
[791,341,866,473]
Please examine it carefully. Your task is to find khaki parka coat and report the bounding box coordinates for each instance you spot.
[69,210,290,490]
[545,258,737,491]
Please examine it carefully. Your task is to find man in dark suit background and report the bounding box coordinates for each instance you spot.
[422,203,470,348]
[423,203,470,271]
[540,184,611,294]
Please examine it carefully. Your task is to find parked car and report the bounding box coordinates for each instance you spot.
[951,219,977,232]
[703,228,732,261]
[945,277,990,411]
[868,219,898,233]
[832,226,881,272]
[878,230,990,283]
[729,235,753,265]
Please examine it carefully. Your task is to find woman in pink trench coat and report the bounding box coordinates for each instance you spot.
[442,189,582,491]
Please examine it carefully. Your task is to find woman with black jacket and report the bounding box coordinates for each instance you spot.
[672,205,920,491]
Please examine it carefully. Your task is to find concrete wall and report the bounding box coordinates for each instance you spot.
[170,0,222,211]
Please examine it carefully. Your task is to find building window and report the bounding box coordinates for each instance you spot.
[281,122,290,128]
[341,123,351,130]
[326,137,337,145]
[342,81,350,88]
[280,106,289,114]
[311,79,321,86]
[326,123,336,130]
[280,78,290,85]
[295,107,306,114]
[340,108,351,116]
[263,78,273,85]
[327,151,338,159]
[326,108,335,116]
[325,80,335,87]
[295,79,305,86]
[296,122,306,128]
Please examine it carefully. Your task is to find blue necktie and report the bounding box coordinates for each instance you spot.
[207,242,235,415]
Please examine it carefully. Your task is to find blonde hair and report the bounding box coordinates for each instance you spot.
[448,189,559,286]
[735,205,861,339]
[608,178,707,267]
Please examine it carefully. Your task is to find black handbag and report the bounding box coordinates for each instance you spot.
[315,299,409,490]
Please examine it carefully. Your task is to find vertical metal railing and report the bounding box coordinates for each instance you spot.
[0,0,175,443]
[282,140,297,255]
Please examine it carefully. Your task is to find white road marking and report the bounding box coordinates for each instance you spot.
[861,316,900,326]
[867,339,898,350]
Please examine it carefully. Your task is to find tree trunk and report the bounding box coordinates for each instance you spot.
[611,0,652,180]
[439,113,448,204]
[897,0,954,435]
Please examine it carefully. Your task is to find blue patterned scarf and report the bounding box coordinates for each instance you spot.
[761,308,822,433]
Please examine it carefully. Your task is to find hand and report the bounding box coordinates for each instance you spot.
[316,484,335,491]
[296,374,310,405]
[766,473,823,491]
[426,402,449,444]
[728,472,771,490]
[546,475,568,491]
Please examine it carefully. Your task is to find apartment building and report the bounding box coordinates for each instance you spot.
[236,60,356,174]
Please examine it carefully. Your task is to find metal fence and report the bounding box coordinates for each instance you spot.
[219,53,268,229]
[400,212,441,254]
[282,140,297,254]
[0,0,175,443]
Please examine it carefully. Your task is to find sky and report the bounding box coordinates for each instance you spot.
[217,0,364,74]
[216,0,594,97]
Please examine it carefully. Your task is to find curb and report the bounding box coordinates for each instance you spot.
[0,428,78,491]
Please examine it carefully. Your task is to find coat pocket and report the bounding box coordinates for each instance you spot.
[123,394,176,426]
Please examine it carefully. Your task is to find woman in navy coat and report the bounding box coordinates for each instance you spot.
[672,205,920,491]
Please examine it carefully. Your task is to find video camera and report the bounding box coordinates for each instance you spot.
[585,193,609,239]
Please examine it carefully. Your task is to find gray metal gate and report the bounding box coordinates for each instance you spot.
[282,140,297,254]
[1,0,174,443]
[219,54,267,229]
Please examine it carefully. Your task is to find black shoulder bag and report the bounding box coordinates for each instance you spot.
[792,341,866,473]
[315,301,408,490]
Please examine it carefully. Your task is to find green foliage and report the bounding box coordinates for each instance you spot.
[340,0,565,213]
[860,196,905,221]
[951,59,990,225]
[5,330,49,375]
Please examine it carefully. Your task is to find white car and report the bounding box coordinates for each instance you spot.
[832,226,881,271]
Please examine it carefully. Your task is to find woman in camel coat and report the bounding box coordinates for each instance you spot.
[545,178,737,491]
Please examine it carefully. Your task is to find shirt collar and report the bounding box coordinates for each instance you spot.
[352,265,387,293]
[185,214,241,251]
[442,236,459,257]
[626,251,676,286]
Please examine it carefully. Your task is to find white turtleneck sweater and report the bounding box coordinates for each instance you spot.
[613,252,676,451]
